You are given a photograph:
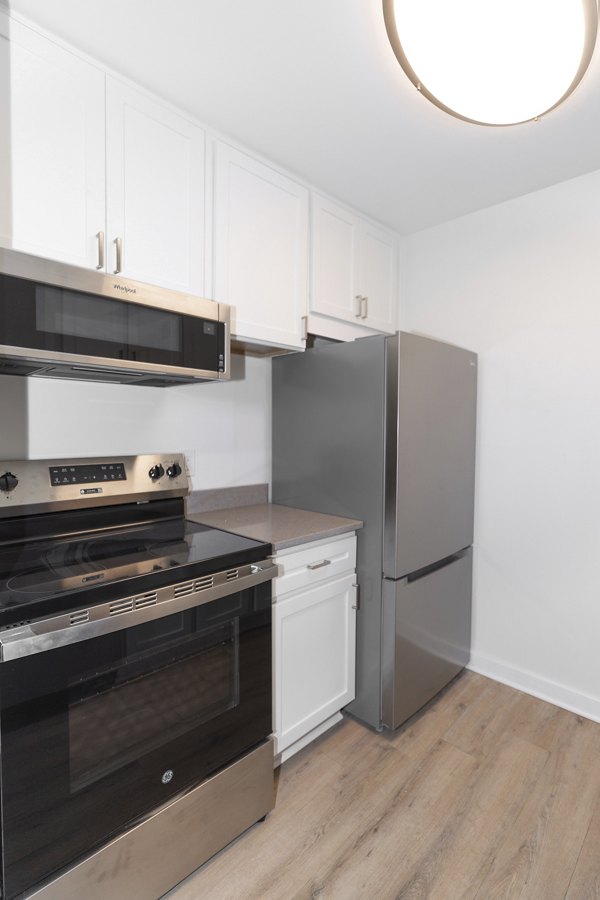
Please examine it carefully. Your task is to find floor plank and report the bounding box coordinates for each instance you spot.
[565,796,600,900]
[393,736,548,900]
[288,739,478,900]
[164,672,600,900]
[474,715,600,900]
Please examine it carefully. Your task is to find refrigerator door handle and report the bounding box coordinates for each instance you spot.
[405,548,470,584]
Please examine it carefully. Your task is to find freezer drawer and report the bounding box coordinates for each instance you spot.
[381,547,472,730]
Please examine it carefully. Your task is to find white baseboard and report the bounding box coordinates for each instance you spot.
[468,651,600,725]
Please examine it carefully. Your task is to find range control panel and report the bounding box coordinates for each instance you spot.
[49,463,127,487]
[0,454,189,517]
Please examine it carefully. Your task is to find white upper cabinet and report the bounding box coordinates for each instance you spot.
[0,13,105,269]
[310,197,360,322]
[311,193,398,334]
[106,78,205,294]
[359,218,397,332]
[0,15,205,293]
[213,142,309,350]
[1,10,397,342]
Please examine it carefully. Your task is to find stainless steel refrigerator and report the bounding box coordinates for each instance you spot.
[272,331,477,731]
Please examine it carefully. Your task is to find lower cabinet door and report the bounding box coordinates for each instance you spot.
[273,573,357,755]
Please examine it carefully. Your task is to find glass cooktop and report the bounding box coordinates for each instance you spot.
[0,516,270,627]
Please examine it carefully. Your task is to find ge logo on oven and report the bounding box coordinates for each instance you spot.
[161,769,174,785]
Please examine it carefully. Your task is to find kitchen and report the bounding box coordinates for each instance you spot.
[1,1,600,898]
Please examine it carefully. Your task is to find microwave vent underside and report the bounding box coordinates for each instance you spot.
[0,356,206,386]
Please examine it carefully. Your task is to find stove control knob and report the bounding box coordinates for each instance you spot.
[0,472,18,493]
[148,464,165,481]
[166,463,182,479]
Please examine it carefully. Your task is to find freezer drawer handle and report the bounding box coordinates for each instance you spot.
[307,559,331,570]
[406,548,469,584]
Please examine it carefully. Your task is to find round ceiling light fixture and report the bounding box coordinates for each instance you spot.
[382,0,598,125]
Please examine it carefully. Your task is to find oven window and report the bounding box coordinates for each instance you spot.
[68,614,239,791]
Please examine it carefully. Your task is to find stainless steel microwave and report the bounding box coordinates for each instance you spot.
[0,249,230,386]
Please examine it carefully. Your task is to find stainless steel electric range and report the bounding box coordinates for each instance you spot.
[0,454,277,900]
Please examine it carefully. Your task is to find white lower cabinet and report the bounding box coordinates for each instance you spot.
[273,534,357,762]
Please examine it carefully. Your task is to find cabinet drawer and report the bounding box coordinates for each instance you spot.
[273,533,356,599]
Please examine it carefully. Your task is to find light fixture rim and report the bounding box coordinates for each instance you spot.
[382,0,599,126]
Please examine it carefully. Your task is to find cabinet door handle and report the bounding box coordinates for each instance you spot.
[307,559,331,570]
[354,295,363,318]
[360,296,368,319]
[301,315,308,341]
[352,583,360,610]
[113,236,123,274]
[96,231,105,270]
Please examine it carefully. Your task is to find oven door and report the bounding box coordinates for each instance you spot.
[0,578,272,900]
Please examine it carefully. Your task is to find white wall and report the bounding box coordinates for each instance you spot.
[404,168,600,722]
[0,355,271,491]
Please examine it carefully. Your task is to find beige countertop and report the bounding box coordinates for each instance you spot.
[187,503,362,551]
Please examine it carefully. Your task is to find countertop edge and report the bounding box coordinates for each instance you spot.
[268,521,361,552]
[187,503,362,552]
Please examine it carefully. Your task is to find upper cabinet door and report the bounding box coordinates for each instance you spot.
[213,142,309,350]
[106,78,205,294]
[359,219,397,333]
[0,14,105,269]
[310,194,361,323]
[310,193,398,334]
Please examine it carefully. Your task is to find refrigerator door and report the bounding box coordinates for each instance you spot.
[381,548,472,730]
[384,332,477,579]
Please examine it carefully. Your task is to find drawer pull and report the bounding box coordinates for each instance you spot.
[307,559,331,570]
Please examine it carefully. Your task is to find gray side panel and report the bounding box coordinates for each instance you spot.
[272,336,387,729]
[384,332,477,578]
[381,548,472,729]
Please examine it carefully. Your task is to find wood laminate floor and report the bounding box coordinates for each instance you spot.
[165,672,600,900]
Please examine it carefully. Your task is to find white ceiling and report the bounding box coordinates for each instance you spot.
[7,0,600,234]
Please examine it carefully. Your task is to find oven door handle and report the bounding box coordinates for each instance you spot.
[0,559,279,662]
